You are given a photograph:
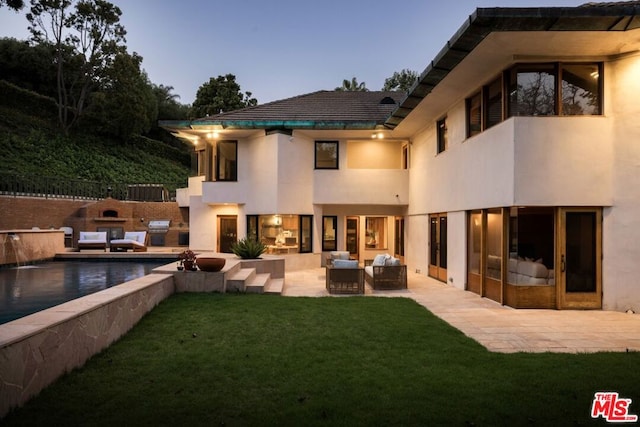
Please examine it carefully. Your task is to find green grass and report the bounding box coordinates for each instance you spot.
[3,295,640,426]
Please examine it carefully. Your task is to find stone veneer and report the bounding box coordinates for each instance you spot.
[0,256,286,418]
[0,273,175,418]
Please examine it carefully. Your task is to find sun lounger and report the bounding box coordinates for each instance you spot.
[77,231,108,251]
[109,231,148,252]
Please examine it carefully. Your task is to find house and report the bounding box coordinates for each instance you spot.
[161,2,640,312]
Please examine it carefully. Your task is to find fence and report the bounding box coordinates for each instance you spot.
[0,173,185,202]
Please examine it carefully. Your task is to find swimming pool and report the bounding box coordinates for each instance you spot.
[0,260,167,324]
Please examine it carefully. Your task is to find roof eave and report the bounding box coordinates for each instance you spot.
[385,5,640,129]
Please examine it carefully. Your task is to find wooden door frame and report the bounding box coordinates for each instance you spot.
[556,207,602,309]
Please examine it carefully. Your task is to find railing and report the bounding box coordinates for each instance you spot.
[0,173,185,202]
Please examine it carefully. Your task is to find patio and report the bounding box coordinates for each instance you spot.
[283,268,640,354]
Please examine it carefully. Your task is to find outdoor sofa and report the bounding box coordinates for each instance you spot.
[326,259,365,294]
[364,254,407,290]
[77,231,108,251]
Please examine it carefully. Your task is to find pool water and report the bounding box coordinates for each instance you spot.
[0,260,166,325]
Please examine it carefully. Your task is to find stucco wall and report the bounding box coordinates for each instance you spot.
[603,53,640,311]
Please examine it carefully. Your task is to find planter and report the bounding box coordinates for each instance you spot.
[196,257,226,272]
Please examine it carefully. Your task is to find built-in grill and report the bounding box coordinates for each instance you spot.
[148,220,171,246]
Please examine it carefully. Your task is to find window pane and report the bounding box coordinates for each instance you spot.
[365,217,386,250]
[509,65,555,116]
[466,92,481,137]
[217,141,237,181]
[485,209,502,280]
[566,212,597,292]
[299,215,313,253]
[485,77,503,129]
[468,212,482,275]
[315,141,338,169]
[322,216,337,251]
[246,215,258,242]
[437,117,447,153]
[561,63,601,115]
[508,207,555,286]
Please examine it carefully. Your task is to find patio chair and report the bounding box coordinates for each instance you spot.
[77,231,108,252]
[109,231,148,252]
[326,259,364,294]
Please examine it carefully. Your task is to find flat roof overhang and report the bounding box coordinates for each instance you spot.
[387,5,640,136]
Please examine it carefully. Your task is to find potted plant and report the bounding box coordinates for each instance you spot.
[231,238,267,259]
[178,249,197,270]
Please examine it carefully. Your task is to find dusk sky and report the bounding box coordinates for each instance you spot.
[1,0,585,105]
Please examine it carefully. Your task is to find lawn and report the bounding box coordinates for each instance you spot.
[3,294,639,426]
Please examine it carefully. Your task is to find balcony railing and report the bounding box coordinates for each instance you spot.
[0,173,185,202]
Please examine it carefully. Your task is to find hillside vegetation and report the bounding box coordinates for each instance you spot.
[0,80,191,188]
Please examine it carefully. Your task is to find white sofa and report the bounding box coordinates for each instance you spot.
[486,255,553,285]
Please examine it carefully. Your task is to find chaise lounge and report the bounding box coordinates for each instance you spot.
[77,231,108,252]
[109,231,148,252]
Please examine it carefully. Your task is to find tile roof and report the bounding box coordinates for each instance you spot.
[189,90,405,130]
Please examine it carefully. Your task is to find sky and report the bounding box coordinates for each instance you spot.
[0,0,586,105]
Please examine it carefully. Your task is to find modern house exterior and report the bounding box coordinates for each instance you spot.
[161,2,640,312]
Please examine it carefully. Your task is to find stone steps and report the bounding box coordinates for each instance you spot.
[226,268,282,295]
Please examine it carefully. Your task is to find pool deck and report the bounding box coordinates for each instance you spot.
[54,249,640,353]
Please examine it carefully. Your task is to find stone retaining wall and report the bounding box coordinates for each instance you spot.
[0,273,175,418]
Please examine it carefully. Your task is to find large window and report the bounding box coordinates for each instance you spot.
[216,140,237,181]
[315,141,338,169]
[322,216,337,251]
[466,62,602,138]
[508,64,556,116]
[437,117,448,154]
[365,217,387,250]
[508,62,602,117]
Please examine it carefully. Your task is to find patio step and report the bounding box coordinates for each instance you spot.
[264,277,284,295]
[226,267,256,292]
[245,273,271,294]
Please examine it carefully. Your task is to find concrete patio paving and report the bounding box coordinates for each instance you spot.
[283,268,640,354]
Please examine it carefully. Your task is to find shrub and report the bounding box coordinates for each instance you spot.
[231,238,267,259]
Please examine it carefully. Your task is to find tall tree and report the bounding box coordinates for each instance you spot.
[191,74,257,118]
[383,69,418,92]
[27,0,126,134]
[335,77,368,92]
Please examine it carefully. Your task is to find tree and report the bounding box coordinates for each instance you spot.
[191,74,257,118]
[0,37,57,97]
[335,77,368,92]
[0,0,24,10]
[383,69,418,92]
[84,51,156,139]
[27,0,126,135]
[153,83,188,120]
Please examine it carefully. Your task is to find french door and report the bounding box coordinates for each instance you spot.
[557,208,602,309]
[429,214,447,282]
